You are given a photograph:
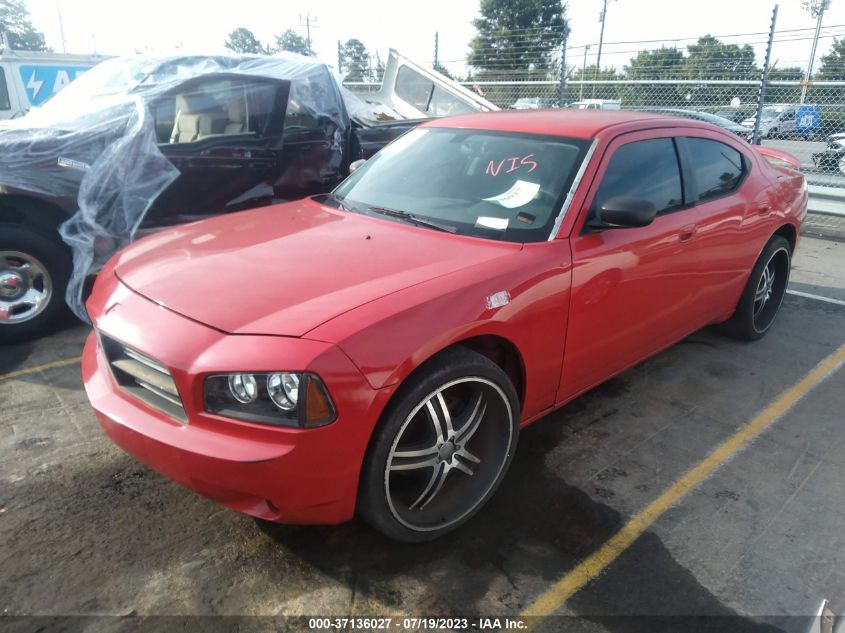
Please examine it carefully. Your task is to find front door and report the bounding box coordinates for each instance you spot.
[558,130,702,402]
[143,73,290,227]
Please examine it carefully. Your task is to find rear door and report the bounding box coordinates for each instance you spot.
[559,130,703,402]
[676,134,767,321]
[143,74,290,226]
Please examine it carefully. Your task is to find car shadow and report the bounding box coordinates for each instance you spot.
[0,320,88,377]
[258,378,791,632]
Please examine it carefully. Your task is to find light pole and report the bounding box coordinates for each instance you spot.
[801,0,831,104]
[56,0,67,53]
[581,45,591,100]
[592,0,614,96]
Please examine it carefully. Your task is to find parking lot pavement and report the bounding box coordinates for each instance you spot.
[1,236,843,630]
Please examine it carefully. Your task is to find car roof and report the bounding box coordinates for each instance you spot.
[423,109,716,139]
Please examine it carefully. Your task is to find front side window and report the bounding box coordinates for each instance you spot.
[154,78,279,144]
[333,127,591,243]
[593,138,683,215]
[0,68,10,110]
[685,137,746,201]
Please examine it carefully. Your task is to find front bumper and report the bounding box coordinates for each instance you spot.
[82,274,389,524]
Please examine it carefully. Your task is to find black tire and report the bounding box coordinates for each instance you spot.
[769,127,779,139]
[0,224,72,343]
[358,347,520,542]
[721,235,791,341]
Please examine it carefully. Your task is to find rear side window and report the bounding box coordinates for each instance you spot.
[593,138,683,214]
[0,68,10,110]
[685,137,746,201]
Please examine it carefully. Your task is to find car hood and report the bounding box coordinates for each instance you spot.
[113,198,521,337]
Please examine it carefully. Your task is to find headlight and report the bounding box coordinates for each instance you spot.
[267,372,299,411]
[204,372,336,427]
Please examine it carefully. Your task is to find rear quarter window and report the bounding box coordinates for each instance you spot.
[685,137,746,201]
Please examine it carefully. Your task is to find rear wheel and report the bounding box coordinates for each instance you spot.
[721,235,790,341]
[0,224,72,343]
[358,347,519,542]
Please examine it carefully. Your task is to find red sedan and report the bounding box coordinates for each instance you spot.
[83,111,806,542]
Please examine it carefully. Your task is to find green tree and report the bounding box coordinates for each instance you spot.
[224,27,268,54]
[768,66,804,80]
[274,29,312,56]
[340,38,370,81]
[625,47,685,79]
[622,48,685,106]
[0,0,48,51]
[433,61,454,80]
[570,64,621,101]
[681,35,758,107]
[817,38,845,80]
[684,35,757,79]
[468,0,567,79]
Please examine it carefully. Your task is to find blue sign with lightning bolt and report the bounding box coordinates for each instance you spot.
[19,65,92,106]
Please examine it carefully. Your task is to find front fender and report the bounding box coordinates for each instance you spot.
[306,241,573,421]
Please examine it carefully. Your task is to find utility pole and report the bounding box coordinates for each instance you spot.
[558,31,568,107]
[299,12,317,56]
[753,4,779,145]
[592,0,612,96]
[580,45,591,100]
[801,0,831,103]
[56,0,67,53]
[337,40,343,73]
[434,32,439,68]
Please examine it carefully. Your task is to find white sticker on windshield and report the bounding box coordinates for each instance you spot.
[483,180,541,209]
[476,216,509,230]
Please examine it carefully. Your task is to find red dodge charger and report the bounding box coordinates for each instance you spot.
[83,111,806,541]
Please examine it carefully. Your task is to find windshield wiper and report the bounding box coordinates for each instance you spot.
[366,206,457,234]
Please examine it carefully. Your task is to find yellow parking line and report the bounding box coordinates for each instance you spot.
[523,340,845,622]
[0,355,83,382]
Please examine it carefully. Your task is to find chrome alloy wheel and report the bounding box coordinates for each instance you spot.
[384,377,514,532]
[752,246,789,333]
[0,251,53,325]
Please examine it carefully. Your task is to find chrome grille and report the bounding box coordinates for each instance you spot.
[98,332,187,422]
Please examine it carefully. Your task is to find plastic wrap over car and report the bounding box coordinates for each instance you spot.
[0,53,349,321]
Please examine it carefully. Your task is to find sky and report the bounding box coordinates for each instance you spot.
[23,0,845,77]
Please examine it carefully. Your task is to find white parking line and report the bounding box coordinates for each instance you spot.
[787,289,845,307]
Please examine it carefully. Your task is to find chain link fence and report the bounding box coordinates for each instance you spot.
[345,77,845,189]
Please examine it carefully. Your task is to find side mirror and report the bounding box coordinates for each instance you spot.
[595,196,657,229]
[349,158,367,174]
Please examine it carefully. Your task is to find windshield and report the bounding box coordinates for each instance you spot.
[334,127,590,242]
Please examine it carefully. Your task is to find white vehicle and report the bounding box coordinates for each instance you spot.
[741,104,798,139]
[568,99,621,110]
[354,49,498,119]
[0,49,103,120]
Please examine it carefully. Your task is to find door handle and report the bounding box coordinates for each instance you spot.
[757,203,771,215]
[679,224,697,242]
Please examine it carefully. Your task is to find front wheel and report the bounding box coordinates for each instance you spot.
[721,235,791,341]
[0,224,72,343]
[358,347,520,542]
